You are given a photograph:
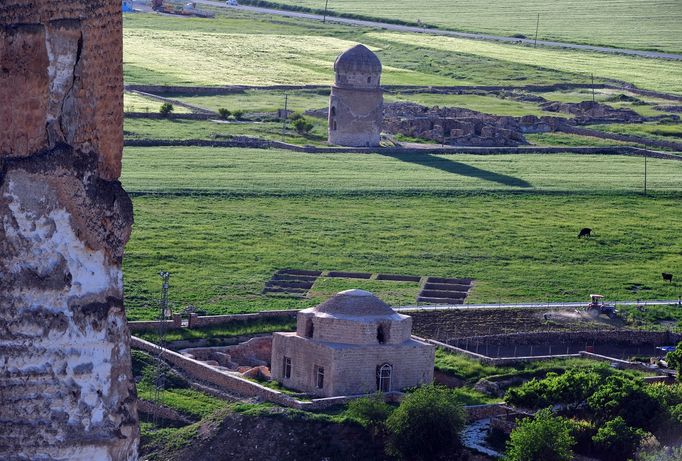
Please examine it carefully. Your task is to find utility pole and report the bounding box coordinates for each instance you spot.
[591,73,595,103]
[534,13,540,48]
[644,154,648,195]
[153,271,170,425]
[281,93,288,140]
[323,0,329,23]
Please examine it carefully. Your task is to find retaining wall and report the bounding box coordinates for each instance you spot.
[128,310,298,332]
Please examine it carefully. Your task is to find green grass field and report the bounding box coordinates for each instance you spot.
[258,0,682,53]
[124,118,328,145]
[368,32,682,95]
[123,12,682,94]
[121,147,682,319]
[124,91,192,114]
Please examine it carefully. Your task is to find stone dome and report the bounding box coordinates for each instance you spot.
[313,289,396,317]
[334,44,382,75]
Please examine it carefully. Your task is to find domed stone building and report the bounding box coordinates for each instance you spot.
[328,44,383,147]
[270,289,434,397]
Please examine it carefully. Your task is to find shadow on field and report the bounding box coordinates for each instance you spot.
[382,152,532,188]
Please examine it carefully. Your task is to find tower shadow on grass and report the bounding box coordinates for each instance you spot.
[381,151,533,188]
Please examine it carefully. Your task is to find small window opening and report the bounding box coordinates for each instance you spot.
[376,363,392,392]
[283,356,292,379]
[377,325,385,344]
[331,106,336,116]
[315,366,325,389]
[305,319,314,338]
[333,121,337,131]
[367,76,372,84]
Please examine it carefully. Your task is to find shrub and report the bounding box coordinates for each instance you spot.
[505,408,575,461]
[293,117,314,135]
[218,108,231,120]
[592,417,648,460]
[505,368,604,411]
[385,385,466,461]
[159,102,174,116]
[232,110,245,120]
[288,112,304,121]
[345,393,393,431]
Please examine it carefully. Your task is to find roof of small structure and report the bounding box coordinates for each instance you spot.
[334,44,382,74]
[313,289,395,316]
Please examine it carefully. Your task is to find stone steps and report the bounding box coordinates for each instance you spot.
[417,276,474,305]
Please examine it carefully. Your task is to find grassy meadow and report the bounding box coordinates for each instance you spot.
[122,12,682,94]
[121,147,682,319]
[257,0,682,53]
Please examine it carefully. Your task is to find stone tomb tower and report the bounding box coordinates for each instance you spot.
[328,44,383,147]
[271,289,434,397]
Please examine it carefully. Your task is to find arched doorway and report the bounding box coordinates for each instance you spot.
[376,363,392,392]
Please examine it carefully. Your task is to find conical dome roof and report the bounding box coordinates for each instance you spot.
[313,289,395,316]
[334,44,382,74]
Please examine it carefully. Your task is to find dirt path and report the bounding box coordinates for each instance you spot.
[193,0,682,61]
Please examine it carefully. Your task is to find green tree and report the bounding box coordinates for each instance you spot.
[592,417,648,460]
[232,110,245,120]
[385,385,466,461]
[587,375,662,431]
[505,408,575,461]
[218,108,231,120]
[159,102,174,116]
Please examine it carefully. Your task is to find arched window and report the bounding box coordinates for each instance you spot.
[377,325,385,344]
[305,319,314,338]
[376,363,392,392]
[331,106,336,116]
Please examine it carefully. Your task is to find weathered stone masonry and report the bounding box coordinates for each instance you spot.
[1,2,138,460]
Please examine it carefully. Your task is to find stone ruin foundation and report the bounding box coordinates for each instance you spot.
[1,1,138,459]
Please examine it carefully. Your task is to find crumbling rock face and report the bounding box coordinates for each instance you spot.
[1,1,138,460]
[540,100,643,124]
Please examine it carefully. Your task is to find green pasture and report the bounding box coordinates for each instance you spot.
[121,147,682,319]
[122,12,682,95]
[592,122,682,144]
[259,0,682,53]
[124,91,192,114]
[124,118,328,145]
[523,132,641,148]
[368,32,682,95]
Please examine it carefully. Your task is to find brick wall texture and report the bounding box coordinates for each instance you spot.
[0,1,138,459]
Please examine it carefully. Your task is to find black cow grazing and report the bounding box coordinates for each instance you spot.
[578,228,592,238]
[662,273,673,283]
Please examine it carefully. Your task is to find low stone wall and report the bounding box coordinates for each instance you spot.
[456,330,682,347]
[128,310,297,332]
[190,310,298,328]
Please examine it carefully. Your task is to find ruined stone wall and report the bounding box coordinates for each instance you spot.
[0,2,138,459]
